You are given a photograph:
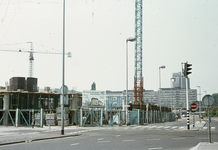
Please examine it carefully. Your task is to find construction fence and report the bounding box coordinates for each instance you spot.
[78,109,180,127]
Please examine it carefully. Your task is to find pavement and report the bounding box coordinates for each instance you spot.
[189,117,218,150]
[0,126,81,146]
[0,119,216,150]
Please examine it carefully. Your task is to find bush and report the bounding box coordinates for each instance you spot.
[203,106,218,117]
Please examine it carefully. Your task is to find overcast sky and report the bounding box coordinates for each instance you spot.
[0,0,217,98]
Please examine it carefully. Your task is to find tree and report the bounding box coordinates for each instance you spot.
[212,93,218,106]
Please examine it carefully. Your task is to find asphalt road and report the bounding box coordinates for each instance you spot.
[0,116,217,150]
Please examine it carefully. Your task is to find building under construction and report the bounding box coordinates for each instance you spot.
[0,77,82,127]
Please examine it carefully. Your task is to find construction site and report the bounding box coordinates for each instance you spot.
[0,77,82,127]
[0,1,179,128]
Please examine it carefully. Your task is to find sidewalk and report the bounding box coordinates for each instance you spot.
[189,119,218,150]
[190,142,218,150]
[0,126,81,146]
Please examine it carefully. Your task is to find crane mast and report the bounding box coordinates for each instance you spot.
[28,42,34,77]
[134,0,143,104]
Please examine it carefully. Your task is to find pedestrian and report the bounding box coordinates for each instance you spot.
[175,115,178,121]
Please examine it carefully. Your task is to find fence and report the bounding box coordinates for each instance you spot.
[0,108,43,127]
[78,109,179,127]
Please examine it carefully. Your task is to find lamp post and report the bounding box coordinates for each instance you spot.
[197,86,202,115]
[159,66,166,112]
[126,37,135,125]
[61,0,65,135]
[170,77,176,110]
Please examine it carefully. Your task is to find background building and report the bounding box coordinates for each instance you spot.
[105,72,197,110]
[172,72,190,89]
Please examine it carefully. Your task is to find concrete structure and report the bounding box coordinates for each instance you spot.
[0,89,82,126]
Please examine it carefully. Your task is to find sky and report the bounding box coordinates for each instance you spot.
[0,0,218,98]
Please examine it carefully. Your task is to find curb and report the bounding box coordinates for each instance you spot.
[0,133,81,146]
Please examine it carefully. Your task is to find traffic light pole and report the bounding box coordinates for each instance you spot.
[183,61,192,130]
[186,77,190,130]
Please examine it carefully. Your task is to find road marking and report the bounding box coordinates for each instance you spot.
[71,143,79,146]
[164,126,170,128]
[171,126,178,129]
[147,139,160,141]
[157,126,163,128]
[116,135,121,137]
[97,141,110,143]
[133,126,141,129]
[98,138,104,140]
[197,137,208,139]
[123,139,135,142]
[148,147,162,150]
[172,138,185,140]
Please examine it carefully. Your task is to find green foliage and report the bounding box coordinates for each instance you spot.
[203,93,218,117]
[203,106,218,117]
[212,93,218,106]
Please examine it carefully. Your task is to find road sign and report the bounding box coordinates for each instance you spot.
[202,95,214,106]
[191,103,197,110]
[60,85,68,94]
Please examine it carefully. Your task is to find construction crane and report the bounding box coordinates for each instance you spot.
[134,0,143,104]
[0,42,72,77]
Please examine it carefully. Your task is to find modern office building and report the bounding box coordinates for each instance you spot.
[172,72,190,89]
[106,72,197,110]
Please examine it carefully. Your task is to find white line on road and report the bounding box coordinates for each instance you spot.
[116,135,121,137]
[71,143,79,146]
[148,147,162,150]
[197,137,208,139]
[164,126,170,128]
[97,141,110,143]
[147,139,160,141]
[98,138,104,140]
[172,138,185,140]
[123,139,136,142]
[149,126,156,128]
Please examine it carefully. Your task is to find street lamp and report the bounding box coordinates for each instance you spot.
[170,77,176,110]
[159,66,166,112]
[61,0,66,135]
[126,37,136,125]
[197,86,202,116]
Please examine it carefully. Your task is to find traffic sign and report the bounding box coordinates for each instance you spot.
[202,95,214,106]
[191,103,197,110]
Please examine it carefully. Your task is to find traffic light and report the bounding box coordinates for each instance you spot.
[184,62,192,77]
[128,103,133,111]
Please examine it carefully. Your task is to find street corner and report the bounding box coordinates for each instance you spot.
[190,142,218,150]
